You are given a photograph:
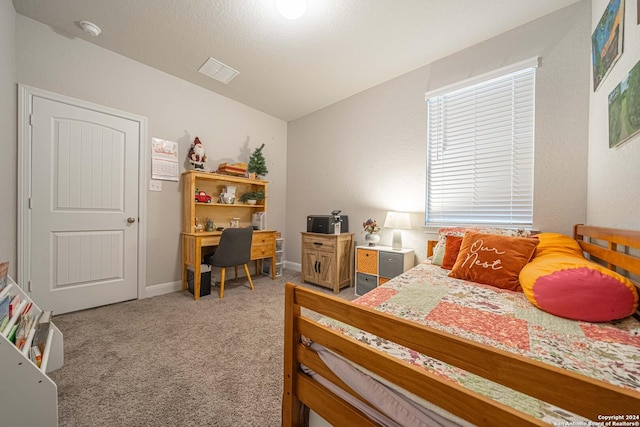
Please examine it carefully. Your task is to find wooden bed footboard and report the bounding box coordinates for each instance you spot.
[283,225,640,426]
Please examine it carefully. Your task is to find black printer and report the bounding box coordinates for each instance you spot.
[307,211,349,234]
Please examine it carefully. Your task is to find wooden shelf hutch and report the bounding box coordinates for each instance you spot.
[181,171,277,299]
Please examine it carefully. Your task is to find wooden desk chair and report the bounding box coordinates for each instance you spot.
[209,227,255,299]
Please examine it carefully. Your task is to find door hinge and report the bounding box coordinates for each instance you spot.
[28,280,31,292]
[28,198,32,209]
[29,114,33,126]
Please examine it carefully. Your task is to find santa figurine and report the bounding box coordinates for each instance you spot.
[188,137,207,170]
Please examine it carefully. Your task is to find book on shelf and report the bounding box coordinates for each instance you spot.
[0,283,12,301]
[30,345,42,368]
[7,323,19,343]
[33,310,53,353]
[9,293,21,318]
[0,261,8,291]
[2,299,27,337]
[0,314,8,331]
[21,323,38,357]
[0,294,9,325]
[15,311,35,351]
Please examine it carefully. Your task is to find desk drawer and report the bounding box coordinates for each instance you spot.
[252,244,275,259]
[253,233,275,246]
[200,236,221,246]
[251,232,275,259]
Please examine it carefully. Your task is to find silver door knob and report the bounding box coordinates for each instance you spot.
[127,217,136,223]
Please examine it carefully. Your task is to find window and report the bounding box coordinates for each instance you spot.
[425,59,537,227]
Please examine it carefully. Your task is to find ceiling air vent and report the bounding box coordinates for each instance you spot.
[198,57,239,84]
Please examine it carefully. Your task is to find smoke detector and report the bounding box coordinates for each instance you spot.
[80,21,101,37]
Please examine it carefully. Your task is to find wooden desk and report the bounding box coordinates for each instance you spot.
[182,229,277,300]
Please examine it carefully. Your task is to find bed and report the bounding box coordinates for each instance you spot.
[282,224,640,426]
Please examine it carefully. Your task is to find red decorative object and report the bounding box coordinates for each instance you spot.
[194,191,212,203]
[188,137,207,170]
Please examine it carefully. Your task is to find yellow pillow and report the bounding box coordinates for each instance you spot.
[519,233,638,322]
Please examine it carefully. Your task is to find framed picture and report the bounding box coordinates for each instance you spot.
[592,0,624,91]
[608,59,640,148]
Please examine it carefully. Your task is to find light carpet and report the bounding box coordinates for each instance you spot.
[48,270,356,427]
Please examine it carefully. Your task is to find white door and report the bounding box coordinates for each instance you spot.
[28,95,140,314]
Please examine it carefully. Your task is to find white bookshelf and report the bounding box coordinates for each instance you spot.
[0,276,63,426]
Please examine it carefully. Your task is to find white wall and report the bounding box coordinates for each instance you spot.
[588,0,640,228]
[0,0,16,276]
[286,1,591,265]
[15,15,287,291]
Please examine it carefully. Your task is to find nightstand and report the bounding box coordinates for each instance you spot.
[355,246,414,296]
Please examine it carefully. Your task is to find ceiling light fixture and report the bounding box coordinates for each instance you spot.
[79,20,101,37]
[276,0,306,20]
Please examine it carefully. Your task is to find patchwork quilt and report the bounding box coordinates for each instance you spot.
[320,261,640,423]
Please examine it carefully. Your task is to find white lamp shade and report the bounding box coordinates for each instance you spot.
[384,211,411,250]
[383,211,411,230]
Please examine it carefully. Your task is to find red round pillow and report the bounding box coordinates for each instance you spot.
[519,233,638,322]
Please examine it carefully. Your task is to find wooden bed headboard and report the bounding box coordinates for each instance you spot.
[575,225,640,322]
[574,224,640,286]
[426,239,438,258]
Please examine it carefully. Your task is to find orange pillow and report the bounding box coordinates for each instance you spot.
[441,235,463,270]
[449,232,539,291]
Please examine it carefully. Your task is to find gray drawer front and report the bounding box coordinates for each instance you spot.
[379,251,404,278]
[356,272,377,296]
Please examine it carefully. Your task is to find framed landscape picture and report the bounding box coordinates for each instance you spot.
[592,0,624,91]
[608,59,640,148]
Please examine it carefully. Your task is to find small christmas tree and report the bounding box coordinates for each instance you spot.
[248,143,268,178]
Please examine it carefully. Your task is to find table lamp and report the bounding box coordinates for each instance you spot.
[384,211,411,250]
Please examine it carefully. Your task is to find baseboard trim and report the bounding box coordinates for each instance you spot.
[145,280,182,298]
[285,261,301,272]
[145,263,301,298]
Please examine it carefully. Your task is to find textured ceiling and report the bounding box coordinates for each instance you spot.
[13,0,582,121]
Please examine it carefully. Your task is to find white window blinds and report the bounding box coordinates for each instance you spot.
[425,63,536,227]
